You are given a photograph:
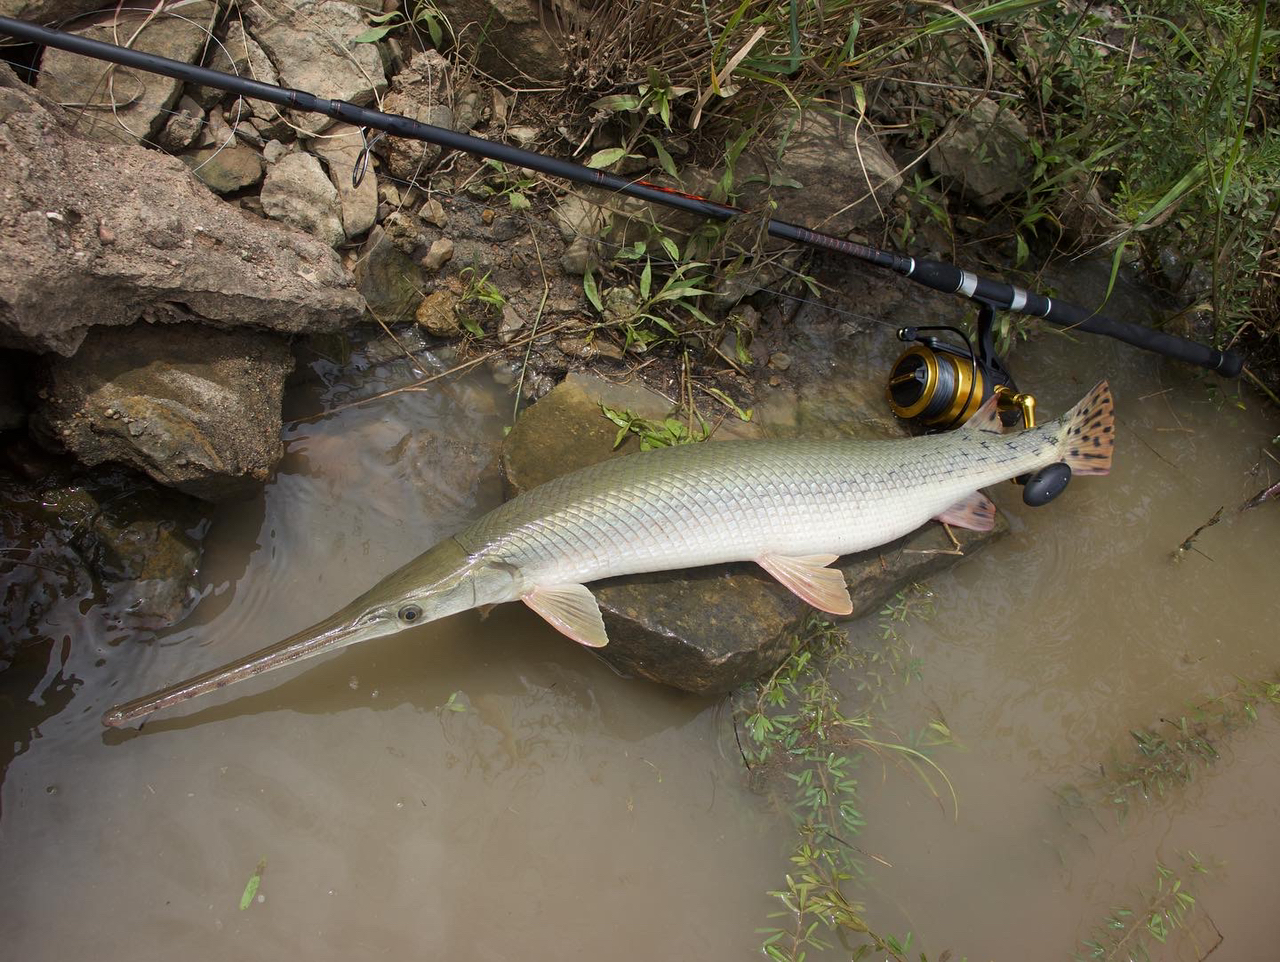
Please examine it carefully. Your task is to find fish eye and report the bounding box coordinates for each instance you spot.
[398,605,422,623]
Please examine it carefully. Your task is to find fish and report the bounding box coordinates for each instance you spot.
[102,381,1114,727]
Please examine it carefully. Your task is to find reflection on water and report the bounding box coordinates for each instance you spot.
[2,283,1279,958]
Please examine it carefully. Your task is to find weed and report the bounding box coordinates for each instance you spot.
[354,0,451,49]
[1077,853,1214,962]
[583,252,714,353]
[455,267,505,337]
[599,404,709,450]
[739,587,957,961]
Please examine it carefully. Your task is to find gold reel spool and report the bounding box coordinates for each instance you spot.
[885,344,987,427]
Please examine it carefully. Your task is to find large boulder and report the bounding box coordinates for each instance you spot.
[500,373,1004,693]
[0,65,365,356]
[30,323,295,501]
[35,2,219,145]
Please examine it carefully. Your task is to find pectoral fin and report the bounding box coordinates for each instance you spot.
[523,583,609,648]
[757,552,853,615]
[935,490,997,531]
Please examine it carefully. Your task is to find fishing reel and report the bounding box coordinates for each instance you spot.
[884,300,1071,507]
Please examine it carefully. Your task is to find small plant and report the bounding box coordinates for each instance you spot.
[455,267,505,337]
[354,0,451,48]
[583,251,713,352]
[1077,853,1213,962]
[599,404,709,450]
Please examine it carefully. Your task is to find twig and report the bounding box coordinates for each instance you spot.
[1172,507,1224,561]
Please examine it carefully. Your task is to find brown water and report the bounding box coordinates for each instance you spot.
[2,273,1279,960]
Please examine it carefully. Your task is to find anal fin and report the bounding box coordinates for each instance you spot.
[757,552,853,616]
[523,583,609,648]
[935,490,997,531]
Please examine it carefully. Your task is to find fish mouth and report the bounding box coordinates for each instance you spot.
[101,609,387,728]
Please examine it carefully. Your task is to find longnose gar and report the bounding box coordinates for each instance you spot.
[103,381,1114,727]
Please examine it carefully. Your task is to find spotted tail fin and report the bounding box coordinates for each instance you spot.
[1058,380,1114,476]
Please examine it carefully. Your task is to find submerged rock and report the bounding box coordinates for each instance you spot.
[501,374,1004,694]
[31,324,294,501]
[0,65,365,357]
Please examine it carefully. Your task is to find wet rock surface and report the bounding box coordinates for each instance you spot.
[31,323,295,501]
[0,65,365,357]
[501,373,1005,694]
[0,442,210,669]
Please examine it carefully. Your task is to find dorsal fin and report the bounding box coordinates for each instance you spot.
[961,391,1003,435]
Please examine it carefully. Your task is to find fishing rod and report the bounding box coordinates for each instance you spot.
[0,15,1245,414]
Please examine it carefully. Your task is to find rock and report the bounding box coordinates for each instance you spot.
[307,124,379,239]
[242,0,387,135]
[928,97,1031,207]
[0,67,365,356]
[497,303,524,344]
[31,324,295,501]
[157,95,205,152]
[556,336,623,362]
[421,237,455,271]
[183,143,266,194]
[354,225,430,319]
[262,139,288,164]
[194,21,280,112]
[421,198,449,227]
[260,151,345,246]
[415,289,461,337]
[379,49,459,181]
[0,462,209,652]
[35,2,217,144]
[499,373,1005,693]
[435,0,571,82]
[746,110,901,233]
[768,352,792,371]
[559,235,599,276]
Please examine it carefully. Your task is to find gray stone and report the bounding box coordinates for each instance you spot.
[307,124,379,239]
[262,139,288,164]
[36,3,218,144]
[260,151,345,247]
[379,49,458,182]
[194,21,280,113]
[0,67,365,357]
[183,142,266,194]
[31,324,295,501]
[243,0,387,135]
[928,97,1031,207]
[157,95,205,152]
[435,0,571,82]
[500,373,1004,693]
[497,303,523,344]
[421,237,455,271]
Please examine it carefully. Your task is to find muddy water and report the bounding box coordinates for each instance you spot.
[3,270,1279,959]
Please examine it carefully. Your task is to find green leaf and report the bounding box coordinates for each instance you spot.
[507,191,531,210]
[353,23,398,42]
[659,236,680,261]
[646,136,679,179]
[239,857,267,911]
[583,270,603,312]
[639,259,652,301]
[590,94,642,113]
[585,147,627,169]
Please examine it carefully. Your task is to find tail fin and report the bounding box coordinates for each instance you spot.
[1057,380,1114,476]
